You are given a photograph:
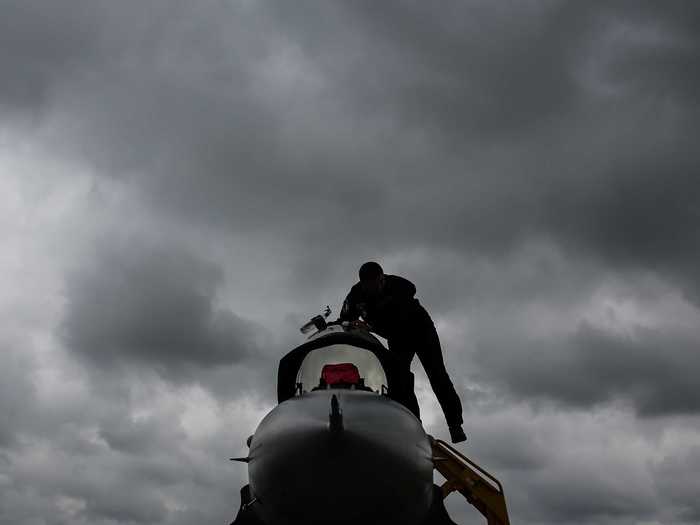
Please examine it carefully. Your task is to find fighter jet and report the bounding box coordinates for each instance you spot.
[231,311,510,525]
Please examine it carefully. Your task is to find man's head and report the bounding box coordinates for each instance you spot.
[359,261,384,297]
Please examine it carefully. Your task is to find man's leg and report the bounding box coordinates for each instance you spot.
[387,337,421,420]
[415,322,464,429]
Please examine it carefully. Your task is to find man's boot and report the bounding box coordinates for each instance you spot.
[449,425,467,444]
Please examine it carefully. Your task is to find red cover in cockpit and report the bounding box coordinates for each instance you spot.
[321,363,361,385]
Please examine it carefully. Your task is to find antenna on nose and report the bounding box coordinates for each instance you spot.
[329,394,343,434]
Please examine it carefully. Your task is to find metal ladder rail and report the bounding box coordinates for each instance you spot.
[431,438,511,525]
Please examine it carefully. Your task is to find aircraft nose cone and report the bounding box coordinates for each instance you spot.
[247,391,434,525]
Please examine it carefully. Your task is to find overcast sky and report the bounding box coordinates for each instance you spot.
[2,1,700,524]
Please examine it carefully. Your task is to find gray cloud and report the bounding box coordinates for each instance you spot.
[0,347,36,447]
[4,0,698,294]
[0,1,102,115]
[652,444,700,522]
[473,320,700,417]
[63,236,261,379]
[269,1,589,136]
[3,1,700,524]
[0,349,254,525]
[433,405,664,525]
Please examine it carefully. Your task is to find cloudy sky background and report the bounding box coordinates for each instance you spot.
[2,1,700,524]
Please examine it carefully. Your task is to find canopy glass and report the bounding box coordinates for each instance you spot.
[296,343,388,393]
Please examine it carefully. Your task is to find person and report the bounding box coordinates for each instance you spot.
[338,261,466,443]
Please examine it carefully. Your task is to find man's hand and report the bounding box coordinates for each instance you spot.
[349,319,371,331]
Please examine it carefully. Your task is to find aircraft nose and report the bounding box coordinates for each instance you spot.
[247,391,433,525]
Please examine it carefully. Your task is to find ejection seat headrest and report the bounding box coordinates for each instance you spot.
[321,363,361,386]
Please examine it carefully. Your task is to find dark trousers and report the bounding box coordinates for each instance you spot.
[387,313,463,427]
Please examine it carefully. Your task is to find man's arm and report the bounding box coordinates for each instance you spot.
[338,286,361,322]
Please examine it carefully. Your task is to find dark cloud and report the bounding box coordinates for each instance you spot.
[3,1,700,524]
[652,445,700,522]
[63,236,261,379]
[98,411,184,457]
[434,405,663,525]
[0,1,102,115]
[539,131,700,303]
[475,321,700,416]
[254,1,700,294]
[0,350,253,525]
[0,348,36,447]
[269,1,590,136]
[3,0,698,297]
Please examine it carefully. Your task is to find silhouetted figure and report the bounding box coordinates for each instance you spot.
[339,262,466,443]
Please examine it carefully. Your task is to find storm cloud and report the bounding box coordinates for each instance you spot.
[2,1,700,524]
[475,320,700,416]
[63,237,260,377]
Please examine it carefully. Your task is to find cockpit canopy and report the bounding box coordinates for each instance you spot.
[277,325,415,412]
[296,344,388,394]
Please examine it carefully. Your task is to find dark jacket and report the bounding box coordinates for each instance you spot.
[339,275,428,338]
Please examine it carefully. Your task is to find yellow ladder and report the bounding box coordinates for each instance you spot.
[431,437,511,525]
